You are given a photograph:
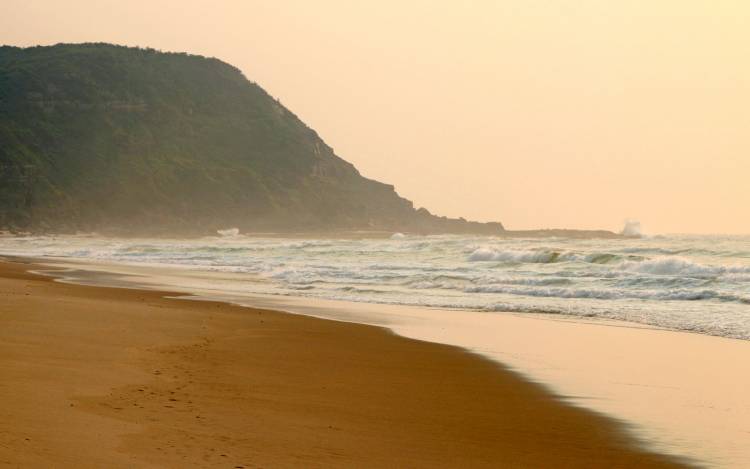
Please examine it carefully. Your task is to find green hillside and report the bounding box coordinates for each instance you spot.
[0,43,504,235]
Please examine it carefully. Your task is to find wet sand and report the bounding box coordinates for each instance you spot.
[0,260,687,468]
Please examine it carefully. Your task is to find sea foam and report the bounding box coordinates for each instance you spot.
[1,233,749,340]
[217,227,240,237]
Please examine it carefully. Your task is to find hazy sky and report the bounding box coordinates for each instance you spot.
[2,1,748,234]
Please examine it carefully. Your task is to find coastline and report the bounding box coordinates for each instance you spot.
[22,253,750,466]
[0,259,687,468]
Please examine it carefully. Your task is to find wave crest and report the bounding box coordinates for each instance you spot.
[468,248,565,263]
[619,256,750,278]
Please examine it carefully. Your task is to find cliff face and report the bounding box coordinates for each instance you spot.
[0,43,503,236]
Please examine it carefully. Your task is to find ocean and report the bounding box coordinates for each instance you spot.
[2,232,748,340]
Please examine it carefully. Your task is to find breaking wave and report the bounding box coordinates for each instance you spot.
[619,257,750,277]
[217,227,240,237]
[468,248,575,263]
[1,232,749,340]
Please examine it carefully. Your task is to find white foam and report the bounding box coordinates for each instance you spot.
[217,227,240,237]
[619,256,750,277]
[468,248,567,263]
[465,284,734,302]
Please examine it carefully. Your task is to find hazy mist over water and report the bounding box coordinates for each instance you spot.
[3,1,749,234]
[3,233,749,340]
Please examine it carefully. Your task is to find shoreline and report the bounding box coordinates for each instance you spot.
[0,259,688,467]
[21,256,750,466]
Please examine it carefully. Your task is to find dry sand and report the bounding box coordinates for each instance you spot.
[0,260,687,468]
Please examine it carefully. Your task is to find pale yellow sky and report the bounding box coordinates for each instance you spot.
[2,1,748,234]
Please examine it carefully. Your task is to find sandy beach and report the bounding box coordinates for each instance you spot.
[0,259,689,468]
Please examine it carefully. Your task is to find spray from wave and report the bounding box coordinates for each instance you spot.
[621,219,642,237]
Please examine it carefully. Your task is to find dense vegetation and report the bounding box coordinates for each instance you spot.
[0,43,504,235]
